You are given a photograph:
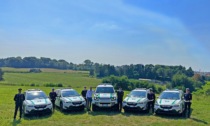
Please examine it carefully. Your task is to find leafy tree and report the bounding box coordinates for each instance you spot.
[0,68,4,80]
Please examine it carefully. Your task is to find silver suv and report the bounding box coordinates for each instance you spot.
[23,89,53,115]
[123,88,149,112]
[55,89,86,111]
[92,84,118,111]
[154,89,185,115]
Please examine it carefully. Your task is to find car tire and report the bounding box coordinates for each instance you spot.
[60,102,64,112]
[92,105,97,111]
[124,109,128,113]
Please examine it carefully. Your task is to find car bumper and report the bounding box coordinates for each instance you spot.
[154,105,182,114]
[64,104,85,110]
[92,101,117,108]
[25,107,52,114]
[123,104,147,111]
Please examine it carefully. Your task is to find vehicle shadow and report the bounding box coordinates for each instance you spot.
[55,107,87,115]
[23,112,52,120]
[154,108,194,120]
[121,111,152,117]
[87,109,121,116]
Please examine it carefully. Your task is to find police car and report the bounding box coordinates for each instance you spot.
[23,89,53,115]
[154,89,185,115]
[92,84,118,111]
[55,89,86,111]
[123,88,149,112]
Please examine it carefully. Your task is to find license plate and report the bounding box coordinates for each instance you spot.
[164,109,169,111]
[102,104,108,107]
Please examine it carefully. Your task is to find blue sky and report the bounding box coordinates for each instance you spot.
[0,0,209,71]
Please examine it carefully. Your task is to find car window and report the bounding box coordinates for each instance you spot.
[159,92,180,100]
[26,92,47,100]
[62,90,80,97]
[96,87,114,93]
[128,91,146,98]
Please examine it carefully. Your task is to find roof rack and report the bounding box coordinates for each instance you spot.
[26,89,41,91]
[135,88,147,90]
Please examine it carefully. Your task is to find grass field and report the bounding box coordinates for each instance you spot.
[0,67,210,126]
[0,67,101,88]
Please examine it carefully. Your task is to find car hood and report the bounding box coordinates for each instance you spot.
[124,97,146,103]
[62,96,84,102]
[94,93,116,98]
[157,99,181,105]
[25,98,51,105]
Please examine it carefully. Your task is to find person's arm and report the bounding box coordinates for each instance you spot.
[190,94,192,101]
[86,91,88,98]
[23,94,25,101]
[122,91,124,97]
[153,94,156,101]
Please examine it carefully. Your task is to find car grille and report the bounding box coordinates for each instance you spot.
[34,105,47,108]
[72,102,82,105]
[127,102,137,106]
[100,98,110,100]
[160,105,172,109]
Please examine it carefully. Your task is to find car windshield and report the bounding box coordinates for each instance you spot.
[62,90,80,97]
[128,91,146,98]
[96,87,114,93]
[159,92,180,100]
[26,92,47,100]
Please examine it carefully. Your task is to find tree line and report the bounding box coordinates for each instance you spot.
[0,57,194,81]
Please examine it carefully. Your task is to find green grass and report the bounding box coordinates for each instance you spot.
[0,68,210,126]
[0,84,210,126]
[0,68,101,88]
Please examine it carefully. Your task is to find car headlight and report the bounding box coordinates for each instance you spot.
[155,101,159,106]
[123,101,126,104]
[94,97,99,100]
[27,105,34,107]
[138,102,145,104]
[173,104,180,107]
[111,97,116,101]
[47,103,52,106]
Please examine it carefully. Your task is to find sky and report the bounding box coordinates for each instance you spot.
[0,0,210,71]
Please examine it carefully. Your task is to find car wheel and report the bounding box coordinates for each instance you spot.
[60,102,64,112]
[92,105,97,111]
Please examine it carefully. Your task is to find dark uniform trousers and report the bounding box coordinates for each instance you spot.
[147,93,155,113]
[49,92,57,109]
[184,93,192,118]
[117,90,124,112]
[14,94,25,118]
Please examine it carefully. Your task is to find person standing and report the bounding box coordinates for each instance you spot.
[14,88,25,120]
[49,88,57,109]
[86,87,94,111]
[81,86,87,103]
[184,88,192,118]
[116,87,124,112]
[147,88,155,113]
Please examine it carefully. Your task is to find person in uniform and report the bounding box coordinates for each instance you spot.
[116,87,124,112]
[49,88,57,109]
[81,86,87,103]
[13,88,25,120]
[184,88,192,118]
[147,88,155,113]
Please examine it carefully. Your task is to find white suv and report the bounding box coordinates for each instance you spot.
[123,88,149,112]
[154,89,185,115]
[23,89,53,115]
[92,84,118,111]
[55,89,86,111]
